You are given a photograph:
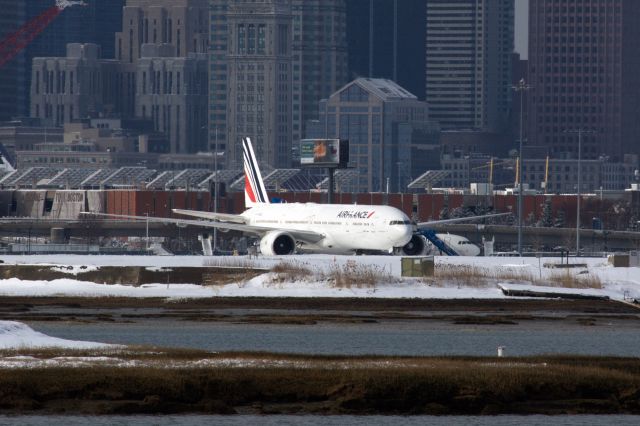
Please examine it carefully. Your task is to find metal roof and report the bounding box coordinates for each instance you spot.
[350,78,417,101]
[316,169,359,191]
[408,170,450,189]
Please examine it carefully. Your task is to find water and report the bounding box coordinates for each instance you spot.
[32,319,640,356]
[1,415,639,426]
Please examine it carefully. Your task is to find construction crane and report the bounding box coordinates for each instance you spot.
[0,1,86,69]
[471,158,514,186]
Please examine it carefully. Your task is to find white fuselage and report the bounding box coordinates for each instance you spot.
[435,233,481,256]
[242,202,414,254]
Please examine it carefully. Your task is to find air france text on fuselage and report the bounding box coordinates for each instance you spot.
[336,211,375,219]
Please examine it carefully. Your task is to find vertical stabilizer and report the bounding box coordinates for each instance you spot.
[243,138,270,207]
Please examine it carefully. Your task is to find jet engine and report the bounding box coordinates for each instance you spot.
[401,234,426,256]
[259,231,296,256]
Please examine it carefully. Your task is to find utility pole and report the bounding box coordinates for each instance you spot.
[512,78,532,256]
[564,128,594,257]
[213,127,218,254]
[145,212,149,252]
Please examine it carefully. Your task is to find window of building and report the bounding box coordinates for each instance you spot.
[238,24,246,54]
[257,24,266,54]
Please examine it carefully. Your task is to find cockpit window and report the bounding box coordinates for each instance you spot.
[389,220,412,225]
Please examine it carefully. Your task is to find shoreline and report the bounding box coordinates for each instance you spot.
[2,297,638,325]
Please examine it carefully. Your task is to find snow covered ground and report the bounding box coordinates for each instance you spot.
[0,254,637,302]
[0,321,116,350]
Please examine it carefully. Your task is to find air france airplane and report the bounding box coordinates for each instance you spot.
[172,138,415,255]
[84,138,503,256]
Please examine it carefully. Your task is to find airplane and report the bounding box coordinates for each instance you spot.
[428,233,481,257]
[83,138,506,256]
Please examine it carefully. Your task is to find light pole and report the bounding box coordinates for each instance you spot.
[564,128,594,257]
[576,130,582,257]
[145,212,149,252]
[512,78,532,255]
[213,127,218,254]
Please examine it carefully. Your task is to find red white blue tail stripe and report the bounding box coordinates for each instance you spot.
[243,138,270,207]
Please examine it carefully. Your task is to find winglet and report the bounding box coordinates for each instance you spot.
[242,137,270,207]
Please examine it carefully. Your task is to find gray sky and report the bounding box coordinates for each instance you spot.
[515,0,529,59]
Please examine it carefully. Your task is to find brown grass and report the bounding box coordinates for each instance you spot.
[429,264,603,290]
[265,260,396,289]
[1,354,640,415]
[326,260,396,289]
[202,257,260,270]
[547,271,603,289]
[268,261,314,284]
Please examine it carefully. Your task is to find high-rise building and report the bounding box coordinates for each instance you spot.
[28,1,209,153]
[115,0,209,120]
[0,0,26,122]
[291,1,348,150]
[26,0,124,60]
[30,44,120,127]
[528,0,640,161]
[21,1,124,120]
[425,0,514,132]
[225,0,293,169]
[209,0,229,155]
[307,78,439,193]
[346,0,426,100]
[115,0,208,65]
[210,0,348,169]
[136,45,208,153]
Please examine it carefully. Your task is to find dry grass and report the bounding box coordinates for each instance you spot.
[429,265,533,288]
[547,271,603,289]
[326,260,396,289]
[429,265,493,288]
[1,354,640,415]
[429,264,602,290]
[202,257,260,269]
[268,261,314,284]
[265,260,396,289]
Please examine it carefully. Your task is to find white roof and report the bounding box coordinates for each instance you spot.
[352,78,417,101]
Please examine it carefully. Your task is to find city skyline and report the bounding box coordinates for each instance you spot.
[1,0,639,196]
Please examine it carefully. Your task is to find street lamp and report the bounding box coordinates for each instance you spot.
[213,126,218,254]
[512,78,532,255]
[145,212,149,252]
[564,128,595,257]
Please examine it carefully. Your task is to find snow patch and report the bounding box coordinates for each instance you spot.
[0,254,638,301]
[0,321,116,350]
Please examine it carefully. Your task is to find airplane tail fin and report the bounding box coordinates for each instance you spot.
[243,137,270,207]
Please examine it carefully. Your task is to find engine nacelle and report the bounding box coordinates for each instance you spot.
[401,234,426,256]
[259,231,296,256]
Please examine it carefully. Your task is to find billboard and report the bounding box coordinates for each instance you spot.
[300,139,349,167]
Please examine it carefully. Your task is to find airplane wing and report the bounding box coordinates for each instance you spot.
[80,212,325,244]
[172,208,247,224]
[417,212,510,229]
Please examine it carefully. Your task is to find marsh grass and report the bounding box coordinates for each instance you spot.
[1,354,640,415]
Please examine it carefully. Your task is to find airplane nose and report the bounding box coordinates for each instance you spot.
[399,224,413,245]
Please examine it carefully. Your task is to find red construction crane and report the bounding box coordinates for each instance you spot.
[0,1,86,69]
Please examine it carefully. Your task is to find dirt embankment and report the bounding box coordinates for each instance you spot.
[0,265,263,286]
[1,353,640,415]
[1,297,638,325]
